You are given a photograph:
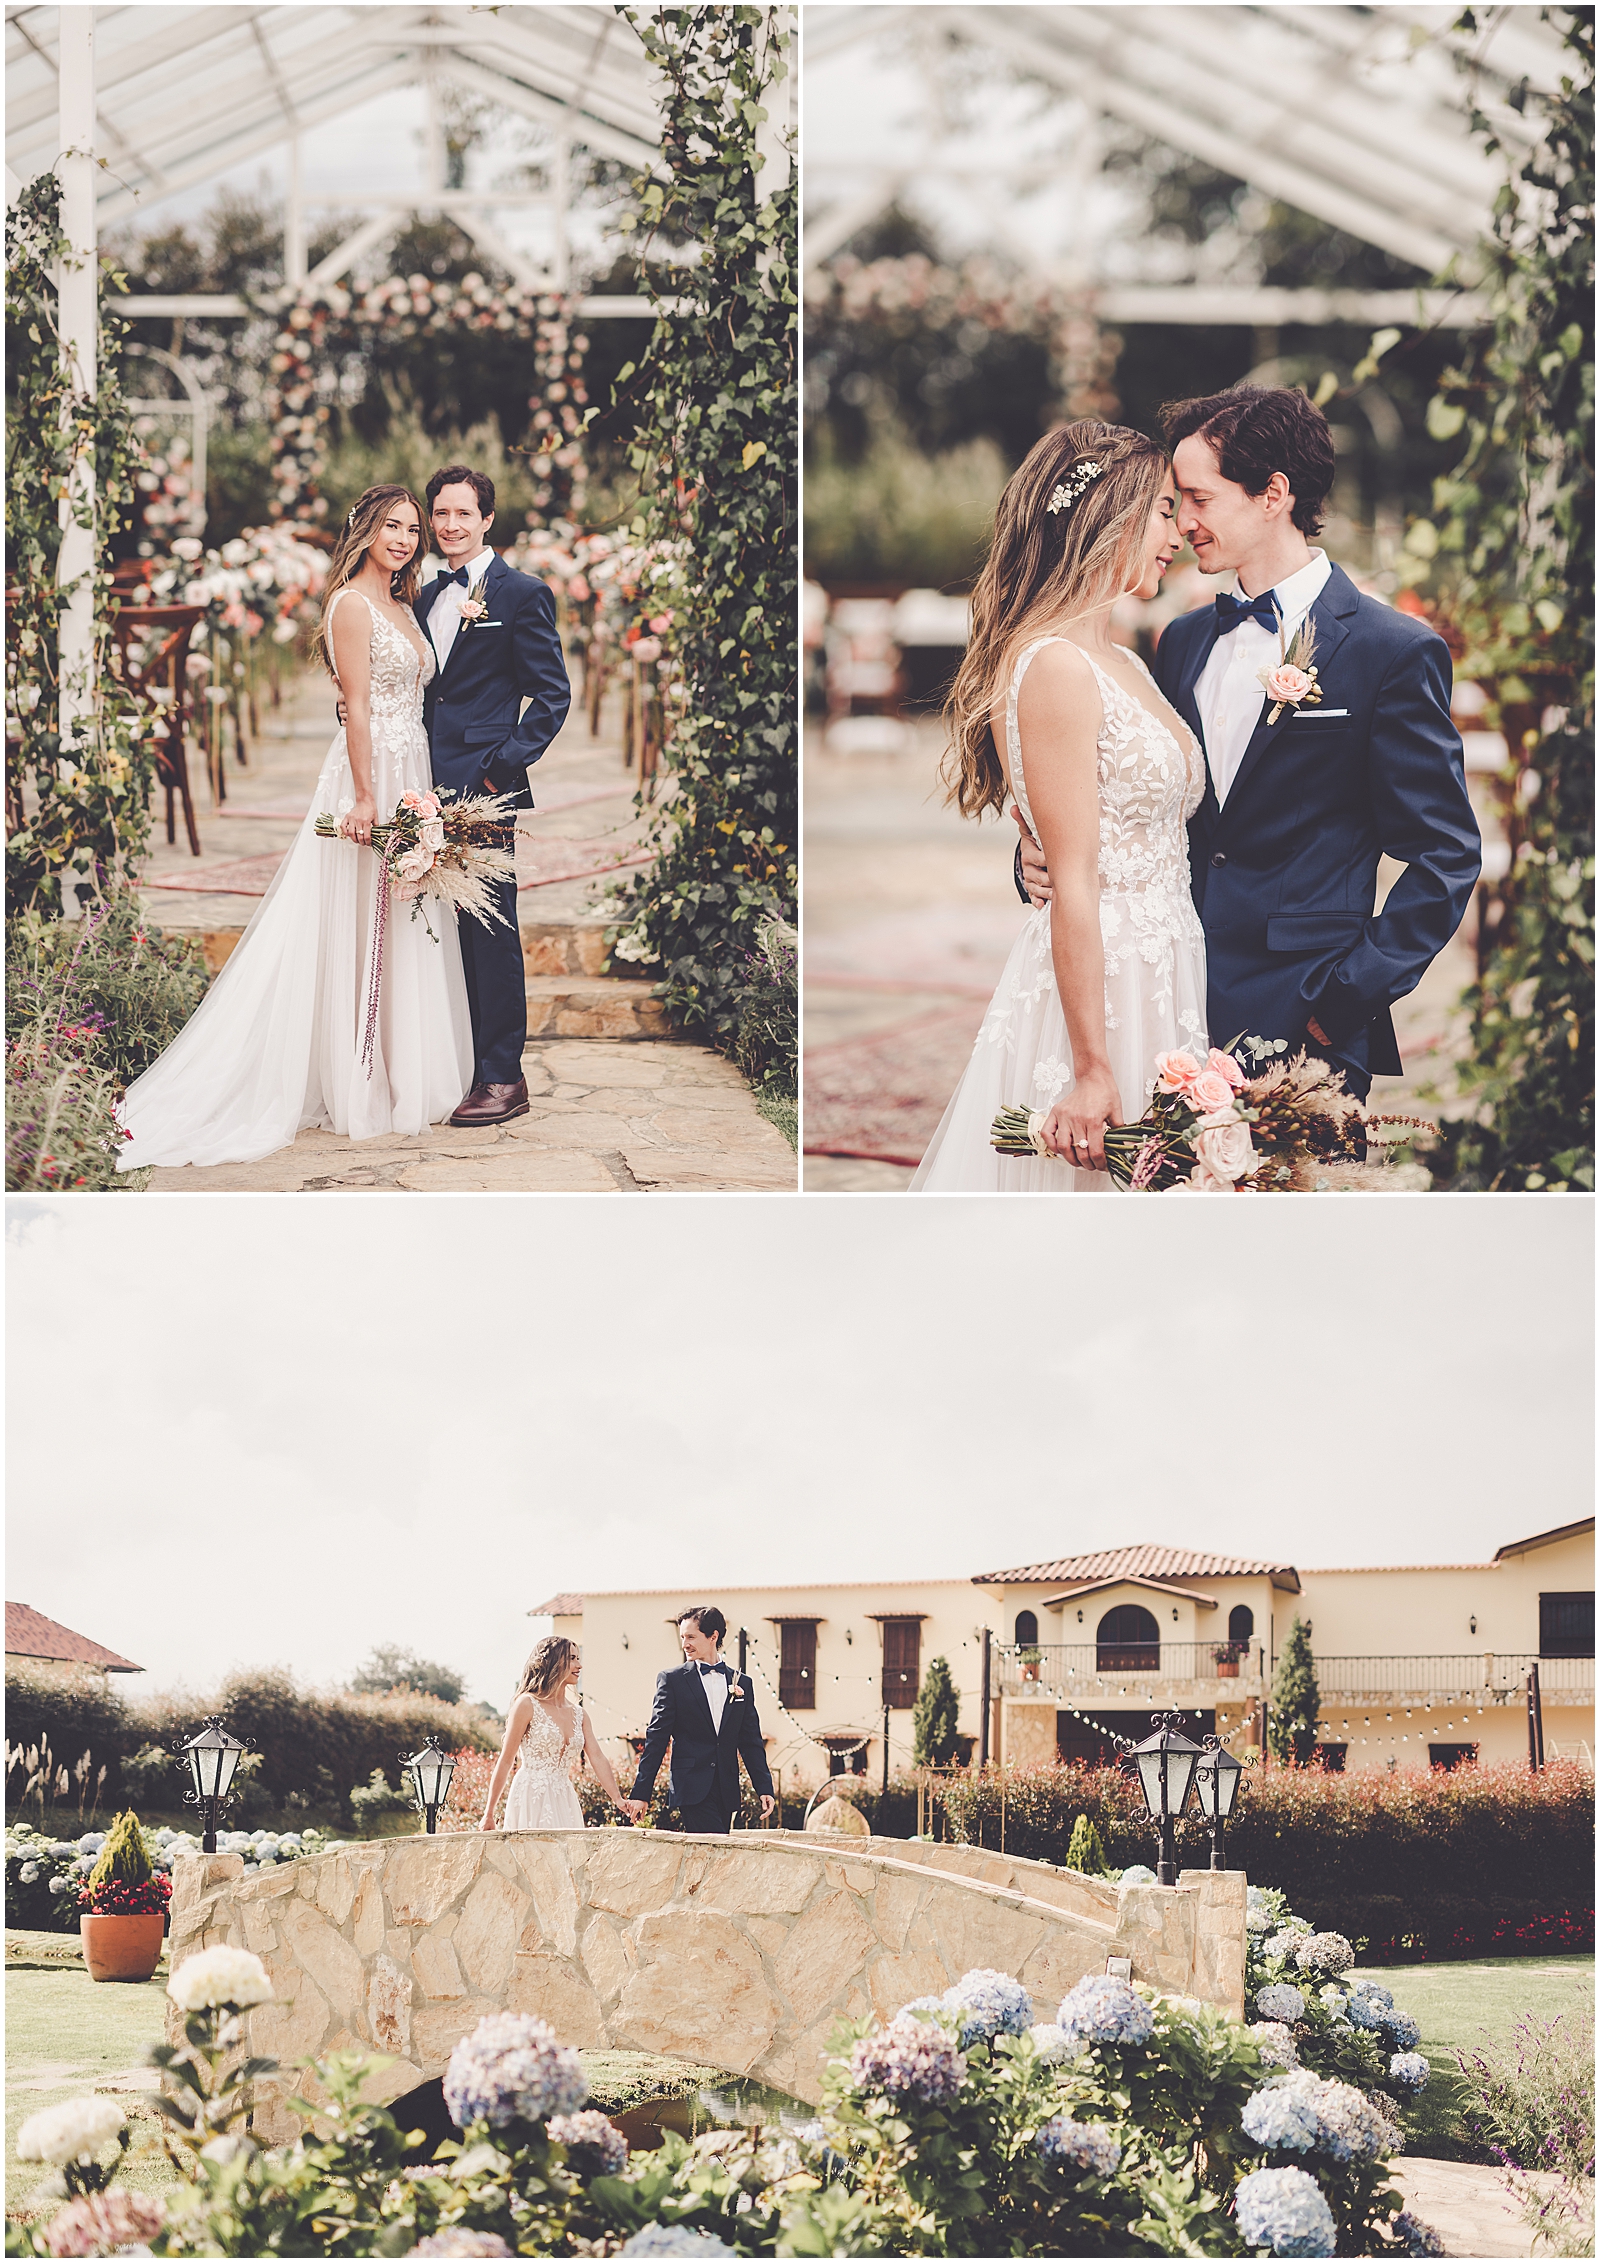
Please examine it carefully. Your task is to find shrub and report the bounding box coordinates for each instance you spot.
[730,917,797,1098]
[912,1656,961,1767]
[348,1642,467,1706]
[1270,1617,1321,1768]
[1456,2008,1596,2259]
[347,1769,416,1827]
[1065,1813,1113,1876]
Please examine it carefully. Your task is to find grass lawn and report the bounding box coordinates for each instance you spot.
[1358,1953,1595,2161]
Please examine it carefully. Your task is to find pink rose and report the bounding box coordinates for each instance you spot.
[649,612,674,632]
[395,845,435,880]
[1189,1070,1236,1115]
[1194,1117,1258,1183]
[631,637,662,665]
[1262,664,1312,705]
[568,574,591,601]
[1207,1047,1246,1090]
[1170,1163,1236,1192]
[416,793,441,818]
[399,790,425,811]
[1154,1049,1204,1097]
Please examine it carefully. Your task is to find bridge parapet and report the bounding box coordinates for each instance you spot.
[167,1830,1246,2144]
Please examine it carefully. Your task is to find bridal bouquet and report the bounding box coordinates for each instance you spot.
[314,788,517,933]
[991,1038,1392,1191]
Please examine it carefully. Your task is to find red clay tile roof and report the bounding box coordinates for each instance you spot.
[971,1546,1301,1593]
[528,1594,584,1618]
[5,1602,142,1672]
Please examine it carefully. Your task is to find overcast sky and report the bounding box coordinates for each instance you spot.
[6,1197,1590,1709]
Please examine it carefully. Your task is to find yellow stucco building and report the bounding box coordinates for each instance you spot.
[533,1519,1593,1794]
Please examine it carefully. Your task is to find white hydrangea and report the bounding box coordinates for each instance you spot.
[1028,2022,1075,2065]
[14,2096,125,2165]
[168,1946,273,2012]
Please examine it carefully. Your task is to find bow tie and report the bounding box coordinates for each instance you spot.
[442,566,476,589]
[1213,588,1280,635]
[698,1661,729,1678]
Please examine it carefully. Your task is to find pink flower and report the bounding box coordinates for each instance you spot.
[1189,1069,1236,1115]
[568,574,591,601]
[1171,1163,1236,1192]
[1207,1047,1246,1090]
[395,845,435,880]
[631,637,662,665]
[649,612,674,632]
[1261,664,1313,705]
[1154,1050,1204,1098]
[1194,1117,1259,1183]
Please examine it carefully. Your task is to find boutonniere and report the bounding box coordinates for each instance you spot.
[729,1681,746,1703]
[1257,619,1322,725]
[457,594,488,630]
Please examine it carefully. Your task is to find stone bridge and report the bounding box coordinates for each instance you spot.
[168,1830,1246,2143]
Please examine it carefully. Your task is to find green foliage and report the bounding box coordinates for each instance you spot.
[911,1657,962,1768]
[733,915,798,1099]
[1269,1618,1321,1768]
[5,176,156,916]
[1397,10,1594,1190]
[85,1809,155,1896]
[1065,1813,1113,1877]
[608,10,797,1062]
[803,417,1008,587]
[1456,2008,1595,2256]
[348,1642,467,1707]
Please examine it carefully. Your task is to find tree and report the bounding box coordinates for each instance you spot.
[1269,1618,1321,1768]
[349,1644,465,1707]
[912,1655,961,1767]
[1065,1813,1113,1876]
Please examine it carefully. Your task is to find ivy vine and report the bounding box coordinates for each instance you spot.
[1394,9,1593,1191]
[5,174,153,917]
[607,7,797,1059]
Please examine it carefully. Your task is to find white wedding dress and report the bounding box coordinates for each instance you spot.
[912,638,1209,1192]
[117,590,473,1169]
[502,1701,586,1831]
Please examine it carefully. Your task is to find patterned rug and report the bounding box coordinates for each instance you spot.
[802,1003,983,1166]
[143,836,653,896]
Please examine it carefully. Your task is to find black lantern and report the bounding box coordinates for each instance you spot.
[181,1718,247,1854]
[1126,1713,1203,1885]
[403,1741,456,1834]
[1192,1736,1245,1870]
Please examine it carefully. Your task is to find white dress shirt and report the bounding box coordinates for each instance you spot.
[698,1661,729,1732]
[427,546,494,672]
[1194,548,1332,805]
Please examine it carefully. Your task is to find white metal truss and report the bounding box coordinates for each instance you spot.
[805,3,1576,324]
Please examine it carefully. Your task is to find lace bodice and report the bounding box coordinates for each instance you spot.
[1007,638,1204,900]
[517,1701,580,1782]
[324,588,434,821]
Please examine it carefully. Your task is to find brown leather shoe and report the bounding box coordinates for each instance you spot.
[450,1078,530,1128]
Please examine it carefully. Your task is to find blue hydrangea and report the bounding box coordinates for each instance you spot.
[1344,1987,1390,2031]
[1034,2115,1121,2177]
[1292,1932,1354,1978]
[1242,2075,1323,2154]
[442,2013,588,2132]
[1389,2051,1430,2094]
[618,2232,738,2258]
[1235,2166,1336,2257]
[849,2014,967,2104]
[548,2109,629,2174]
[1248,2021,1299,2072]
[943,1968,1032,2045]
[1254,1983,1306,2025]
[1391,2210,1446,2257]
[1056,1975,1155,2049]
[1381,2010,1422,2051]
[1310,2078,1389,2164]
[1028,2022,1074,2065]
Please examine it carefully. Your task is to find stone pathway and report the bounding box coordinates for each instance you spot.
[1392,2155,1548,2259]
[801,715,1496,1192]
[134,666,795,1193]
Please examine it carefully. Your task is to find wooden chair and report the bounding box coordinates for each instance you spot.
[107,602,207,856]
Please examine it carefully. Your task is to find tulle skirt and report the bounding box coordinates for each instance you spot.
[911,893,1209,1193]
[503,1767,585,1831]
[117,730,473,1169]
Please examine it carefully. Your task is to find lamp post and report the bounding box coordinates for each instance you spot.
[1127,1712,1203,1885]
[1192,1736,1244,1870]
[180,1718,247,1854]
[403,1740,456,1835]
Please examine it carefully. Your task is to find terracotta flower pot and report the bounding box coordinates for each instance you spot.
[80,1911,166,1983]
[1216,1660,1240,1678]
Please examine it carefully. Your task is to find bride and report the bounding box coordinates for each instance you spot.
[911,421,1207,1193]
[480,1637,644,1832]
[116,485,473,1170]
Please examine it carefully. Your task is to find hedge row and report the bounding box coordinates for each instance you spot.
[4,1663,497,1815]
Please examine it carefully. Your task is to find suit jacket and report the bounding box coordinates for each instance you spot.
[414,553,571,809]
[1154,563,1481,1078]
[631,1661,775,1814]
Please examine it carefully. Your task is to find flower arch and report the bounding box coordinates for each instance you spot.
[263,272,591,527]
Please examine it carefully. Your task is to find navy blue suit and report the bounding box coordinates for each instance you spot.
[1154,563,1481,1095]
[414,555,571,1084]
[631,1661,775,1834]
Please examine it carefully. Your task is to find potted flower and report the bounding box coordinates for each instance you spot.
[1018,1647,1044,1683]
[78,1811,170,1982]
[1211,1640,1248,1678]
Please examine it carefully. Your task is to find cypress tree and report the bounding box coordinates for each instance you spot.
[911,1656,960,1766]
[1269,1618,1322,1767]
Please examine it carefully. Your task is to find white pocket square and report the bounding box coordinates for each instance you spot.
[1295,708,1350,718]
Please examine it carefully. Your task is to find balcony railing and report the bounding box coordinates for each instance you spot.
[994,1645,1594,1705]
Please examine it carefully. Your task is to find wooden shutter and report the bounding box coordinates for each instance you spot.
[779,1621,817,1710]
[882,1620,921,1709]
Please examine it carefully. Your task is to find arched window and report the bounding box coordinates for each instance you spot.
[1014,1610,1039,1647]
[1096,1605,1160,1670]
[1228,1605,1254,1643]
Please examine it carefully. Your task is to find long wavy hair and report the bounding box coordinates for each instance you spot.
[310,483,425,678]
[516,1636,579,1704]
[942,421,1171,819]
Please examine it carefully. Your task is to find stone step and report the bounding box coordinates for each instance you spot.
[524,975,669,1042]
[520,919,613,978]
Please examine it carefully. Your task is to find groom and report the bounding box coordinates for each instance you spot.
[631,1606,777,1835]
[417,465,571,1127]
[1018,384,1481,1098]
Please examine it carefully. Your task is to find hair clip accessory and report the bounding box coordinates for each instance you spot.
[347,507,357,528]
[1047,459,1105,518]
